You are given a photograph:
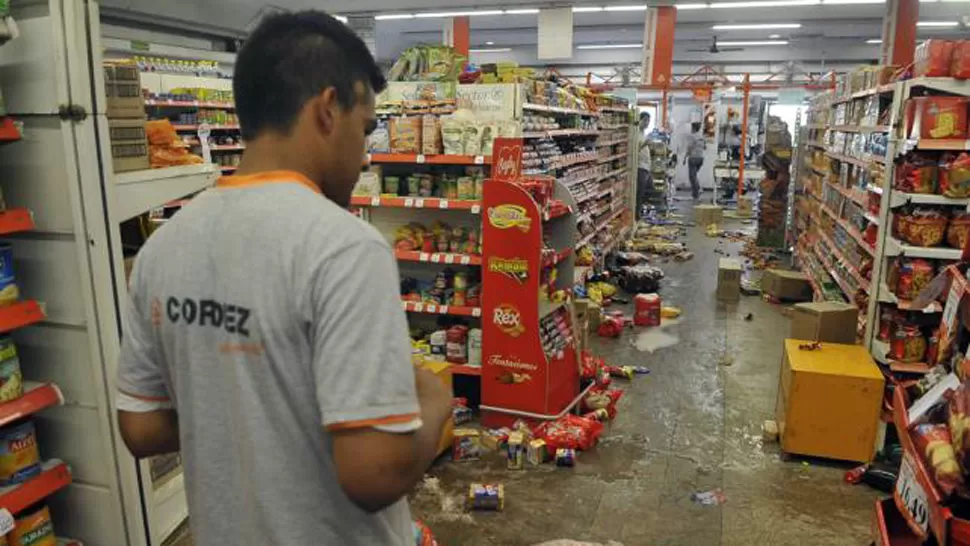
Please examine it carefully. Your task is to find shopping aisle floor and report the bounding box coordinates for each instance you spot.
[411,208,881,546]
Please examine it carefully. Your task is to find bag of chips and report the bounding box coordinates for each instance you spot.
[533,414,604,451]
[913,423,964,496]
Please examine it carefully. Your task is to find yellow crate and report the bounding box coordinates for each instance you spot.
[775,339,884,462]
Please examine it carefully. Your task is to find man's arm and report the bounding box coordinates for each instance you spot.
[330,369,451,512]
[118,408,180,458]
[306,238,449,513]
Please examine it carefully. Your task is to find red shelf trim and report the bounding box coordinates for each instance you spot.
[395,251,482,266]
[0,209,35,236]
[350,196,482,212]
[0,461,71,515]
[0,383,63,428]
[0,301,45,333]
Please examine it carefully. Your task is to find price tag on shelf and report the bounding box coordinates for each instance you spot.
[474,155,485,165]
[427,304,437,314]
[439,305,449,314]
[460,256,471,265]
[472,308,482,317]
[439,200,449,210]
[430,254,441,263]
[404,198,414,208]
[444,254,455,264]
[416,155,426,164]
[0,509,13,535]
[419,253,430,262]
[400,301,409,311]
[414,199,425,208]
[895,455,930,535]
[471,205,482,214]
[413,303,424,313]
[370,196,381,207]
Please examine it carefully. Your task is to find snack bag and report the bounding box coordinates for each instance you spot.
[949,382,970,473]
[953,41,970,80]
[915,39,956,78]
[533,414,604,451]
[914,423,964,496]
[145,119,178,146]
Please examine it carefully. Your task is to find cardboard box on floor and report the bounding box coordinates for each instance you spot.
[762,269,812,301]
[694,204,723,227]
[775,339,883,462]
[790,302,859,344]
[717,258,742,301]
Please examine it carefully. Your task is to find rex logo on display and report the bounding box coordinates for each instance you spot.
[493,303,525,337]
[487,204,532,233]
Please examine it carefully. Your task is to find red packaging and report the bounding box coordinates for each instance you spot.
[446,325,469,364]
[907,96,969,140]
[952,40,970,80]
[533,414,604,451]
[889,325,927,363]
[634,293,662,327]
[915,39,956,78]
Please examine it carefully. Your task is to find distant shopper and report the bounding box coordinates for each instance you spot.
[115,11,451,546]
[684,121,706,199]
[636,112,653,219]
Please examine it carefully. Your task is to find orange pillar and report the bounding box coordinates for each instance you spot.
[641,7,676,86]
[738,75,751,200]
[880,0,918,66]
[445,16,471,59]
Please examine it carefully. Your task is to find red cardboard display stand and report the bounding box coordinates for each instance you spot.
[480,139,582,428]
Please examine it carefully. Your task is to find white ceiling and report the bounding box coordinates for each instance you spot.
[100,0,970,81]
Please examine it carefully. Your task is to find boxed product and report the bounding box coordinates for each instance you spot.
[107,118,150,173]
[103,62,145,119]
[422,115,442,155]
[390,116,422,154]
[716,258,742,302]
[452,428,482,462]
[905,96,969,140]
[775,339,883,462]
[761,269,812,302]
[914,39,956,78]
[790,302,859,344]
[694,204,723,227]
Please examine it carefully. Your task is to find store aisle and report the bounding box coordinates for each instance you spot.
[410,210,880,546]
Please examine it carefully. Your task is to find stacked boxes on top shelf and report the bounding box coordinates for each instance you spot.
[104,62,150,173]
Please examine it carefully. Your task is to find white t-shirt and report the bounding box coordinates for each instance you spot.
[117,171,417,546]
[639,131,653,170]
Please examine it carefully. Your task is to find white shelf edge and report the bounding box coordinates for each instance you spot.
[152,469,188,546]
[114,165,218,222]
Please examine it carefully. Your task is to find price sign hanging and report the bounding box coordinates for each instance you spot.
[895,454,930,536]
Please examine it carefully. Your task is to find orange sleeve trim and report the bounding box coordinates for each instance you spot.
[327,413,420,432]
[216,170,322,195]
[118,389,171,403]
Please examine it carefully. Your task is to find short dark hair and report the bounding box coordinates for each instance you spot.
[234,11,387,141]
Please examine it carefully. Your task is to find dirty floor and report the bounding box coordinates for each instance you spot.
[410,202,881,546]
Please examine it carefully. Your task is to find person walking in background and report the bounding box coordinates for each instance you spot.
[683,121,706,200]
[636,112,653,219]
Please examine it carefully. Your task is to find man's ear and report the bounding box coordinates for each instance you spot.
[315,87,339,136]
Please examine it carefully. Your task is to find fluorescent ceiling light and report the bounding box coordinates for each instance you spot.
[717,39,790,45]
[335,15,348,23]
[769,33,781,38]
[485,41,495,45]
[822,0,884,4]
[866,38,883,43]
[470,48,512,53]
[710,0,819,7]
[374,13,415,20]
[505,8,540,14]
[917,20,960,26]
[676,2,709,7]
[577,43,644,49]
[604,4,649,10]
[712,23,801,29]
[414,10,504,17]
[573,6,605,12]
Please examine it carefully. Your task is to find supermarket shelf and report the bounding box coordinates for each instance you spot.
[830,125,890,133]
[114,164,217,222]
[597,167,628,182]
[825,150,881,169]
[0,459,71,515]
[395,250,482,266]
[0,382,63,428]
[817,228,870,294]
[523,103,600,117]
[825,180,867,208]
[877,285,943,313]
[863,211,880,225]
[153,469,188,546]
[831,83,895,104]
[0,208,35,235]
[805,141,826,149]
[401,300,482,317]
[523,129,600,139]
[598,105,630,113]
[597,138,627,147]
[542,248,573,268]
[172,124,239,131]
[0,301,45,333]
[871,498,923,546]
[368,153,490,165]
[543,203,573,221]
[889,192,970,207]
[0,118,21,143]
[450,364,482,376]
[867,184,884,195]
[819,203,875,256]
[146,99,234,109]
[907,138,970,152]
[597,152,628,164]
[550,154,599,169]
[208,144,245,151]
[350,196,482,213]
[220,165,237,172]
[906,76,970,96]
[884,237,962,260]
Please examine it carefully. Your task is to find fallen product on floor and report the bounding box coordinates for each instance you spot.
[690,489,727,506]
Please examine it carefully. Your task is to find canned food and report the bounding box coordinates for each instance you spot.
[0,336,22,403]
[467,483,504,511]
[0,244,19,307]
[0,420,41,486]
[9,503,55,546]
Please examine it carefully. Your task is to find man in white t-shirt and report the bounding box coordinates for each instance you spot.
[636,112,653,219]
[115,11,452,545]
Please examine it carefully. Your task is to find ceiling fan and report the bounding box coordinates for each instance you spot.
[687,36,745,54]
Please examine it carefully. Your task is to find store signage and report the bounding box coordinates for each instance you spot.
[487,204,531,233]
[493,303,525,337]
[895,454,929,535]
[488,257,529,283]
[492,138,523,181]
[487,354,538,372]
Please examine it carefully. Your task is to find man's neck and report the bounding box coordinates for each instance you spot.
[233,137,321,188]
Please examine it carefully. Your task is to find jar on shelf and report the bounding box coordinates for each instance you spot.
[889,325,927,363]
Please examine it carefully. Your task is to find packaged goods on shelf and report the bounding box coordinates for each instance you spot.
[401,269,481,308]
[144,120,204,168]
[387,45,465,83]
[905,95,969,140]
[146,87,234,104]
[0,335,22,404]
[133,56,224,77]
[0,419,41,485]
[103,61,145,119]
[8,503,56,546]
[914,39,970,79]
[394,222,481,256]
